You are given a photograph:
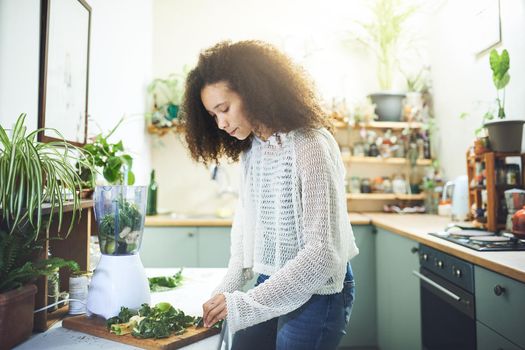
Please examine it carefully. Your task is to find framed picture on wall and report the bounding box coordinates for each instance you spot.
[471,0,501,55]
[38,0,91,146]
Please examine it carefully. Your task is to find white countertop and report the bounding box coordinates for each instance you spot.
[14,268,228,350]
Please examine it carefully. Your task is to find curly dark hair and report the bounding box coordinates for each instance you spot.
[180,40,331,164]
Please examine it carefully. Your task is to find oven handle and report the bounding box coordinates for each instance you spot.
[412,270,461,301]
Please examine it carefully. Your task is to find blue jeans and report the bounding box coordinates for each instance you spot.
[231,263,355,350]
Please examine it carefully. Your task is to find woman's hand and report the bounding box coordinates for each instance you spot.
[202,293,227,327]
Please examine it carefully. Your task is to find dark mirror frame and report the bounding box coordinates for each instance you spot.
[38,0,91,146]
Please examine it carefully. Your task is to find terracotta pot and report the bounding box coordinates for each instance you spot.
[0,284,38,350]
[78,188,94,199]
[473,137,489,155]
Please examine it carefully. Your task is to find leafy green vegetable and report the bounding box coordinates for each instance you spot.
[98,198,142,255]
[148,269,183,292]
[106,306,138,329]
[106,302,201,339]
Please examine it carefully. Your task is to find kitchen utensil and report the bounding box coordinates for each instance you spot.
[448,229,494,237]
[511,205,525,239]
[469,236,510,242]
[442,175,469,221]
[504,189,525,212]
[63,315,220,349]
[87,186,150,319]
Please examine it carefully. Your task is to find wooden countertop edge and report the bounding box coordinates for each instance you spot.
[145,212,524,283]
[146,213,371,227]
[370,220,525,284]
[145,218,233,227]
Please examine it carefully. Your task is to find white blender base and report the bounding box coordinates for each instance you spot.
[87,254,150,319]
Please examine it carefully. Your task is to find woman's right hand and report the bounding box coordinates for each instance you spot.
[202,293,228,327]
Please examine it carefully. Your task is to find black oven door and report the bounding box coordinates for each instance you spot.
[414,268,476,350]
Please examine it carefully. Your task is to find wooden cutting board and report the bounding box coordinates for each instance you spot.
[62,314,221,350]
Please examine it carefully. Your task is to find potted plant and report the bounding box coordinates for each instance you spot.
[77,117,135,191]
[483,48,524,152]
[351,0,419,121]
[147,66,189,131]
[0,113,87,349]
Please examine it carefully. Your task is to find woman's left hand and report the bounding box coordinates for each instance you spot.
[202,293,227,327]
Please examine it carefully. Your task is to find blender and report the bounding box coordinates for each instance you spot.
[86,186,150,319]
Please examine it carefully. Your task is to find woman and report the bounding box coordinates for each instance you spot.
[181,40,359,350]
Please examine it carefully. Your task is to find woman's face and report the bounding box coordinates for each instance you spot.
[201,81,254,140]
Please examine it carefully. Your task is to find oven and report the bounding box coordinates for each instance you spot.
[413,244,476,350]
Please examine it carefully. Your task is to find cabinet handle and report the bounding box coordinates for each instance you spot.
[411,247,419,254]
[188,232,195,238]
[493,284,506,296]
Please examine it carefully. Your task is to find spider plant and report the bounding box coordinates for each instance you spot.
[0,113,93,239]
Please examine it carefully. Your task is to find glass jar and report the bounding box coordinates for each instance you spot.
[392,174,407,194]
[506,164,520,186]
[361,178,372,193]
[350,176,361,193]
[352,142,365,157]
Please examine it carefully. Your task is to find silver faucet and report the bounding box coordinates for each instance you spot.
[210,164,238,198]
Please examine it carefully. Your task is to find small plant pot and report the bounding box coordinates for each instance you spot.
[369,92,406,122]
[484,120,524,153]
[0,284,38,350]
[474,137,489,155]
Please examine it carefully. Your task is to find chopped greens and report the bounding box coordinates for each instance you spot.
[148,269,183,292]
[99,198,143,255]
[107,302,199,339]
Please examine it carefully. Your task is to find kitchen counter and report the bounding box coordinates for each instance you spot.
[14,268,228,350]
[361,213,525,283]
[145,212,371,227]
[144,212,524,283]
[146,214,232,227]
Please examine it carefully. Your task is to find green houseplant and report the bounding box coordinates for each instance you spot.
[0,113,87,348]
[147,66,189,131]
[483,48,524,152]
[350,0,419,121]
[77,117,135,188]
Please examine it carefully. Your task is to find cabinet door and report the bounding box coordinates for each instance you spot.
[376,227,421,350]
[197,227,231,267]
[340,225,377,348]
[475,266,525,348]
[140,227,198,267]
[477,321,524,350]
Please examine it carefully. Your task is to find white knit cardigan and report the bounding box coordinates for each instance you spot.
[212,128,359,333]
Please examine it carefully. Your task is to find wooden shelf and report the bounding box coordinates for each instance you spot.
[33,206,93,331]
[336,121,423,130]
[46,305,69,329]
[466,151,525,232]
[468,151,524,160]
[147,121,183,136]
[347,193,426,201]
[342,155,432,166]
[41,199,93,215]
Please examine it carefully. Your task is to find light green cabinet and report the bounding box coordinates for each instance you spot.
[197,227,231,267]
[141,227,198,267]
[340,225,377,348]
[475,266,525,349]
[477,321,523,350]
[140,226,230,268]
[376,228,421,350]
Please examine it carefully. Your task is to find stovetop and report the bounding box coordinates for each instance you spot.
[429,232,525,251]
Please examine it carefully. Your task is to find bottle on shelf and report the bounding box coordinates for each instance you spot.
[146,169,158,215]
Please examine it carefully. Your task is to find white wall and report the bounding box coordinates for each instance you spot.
[0,0,40,130]
[428,0,525,179]
[87,0,153,185]
[151,0,420,213]
[0,0,154,185]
